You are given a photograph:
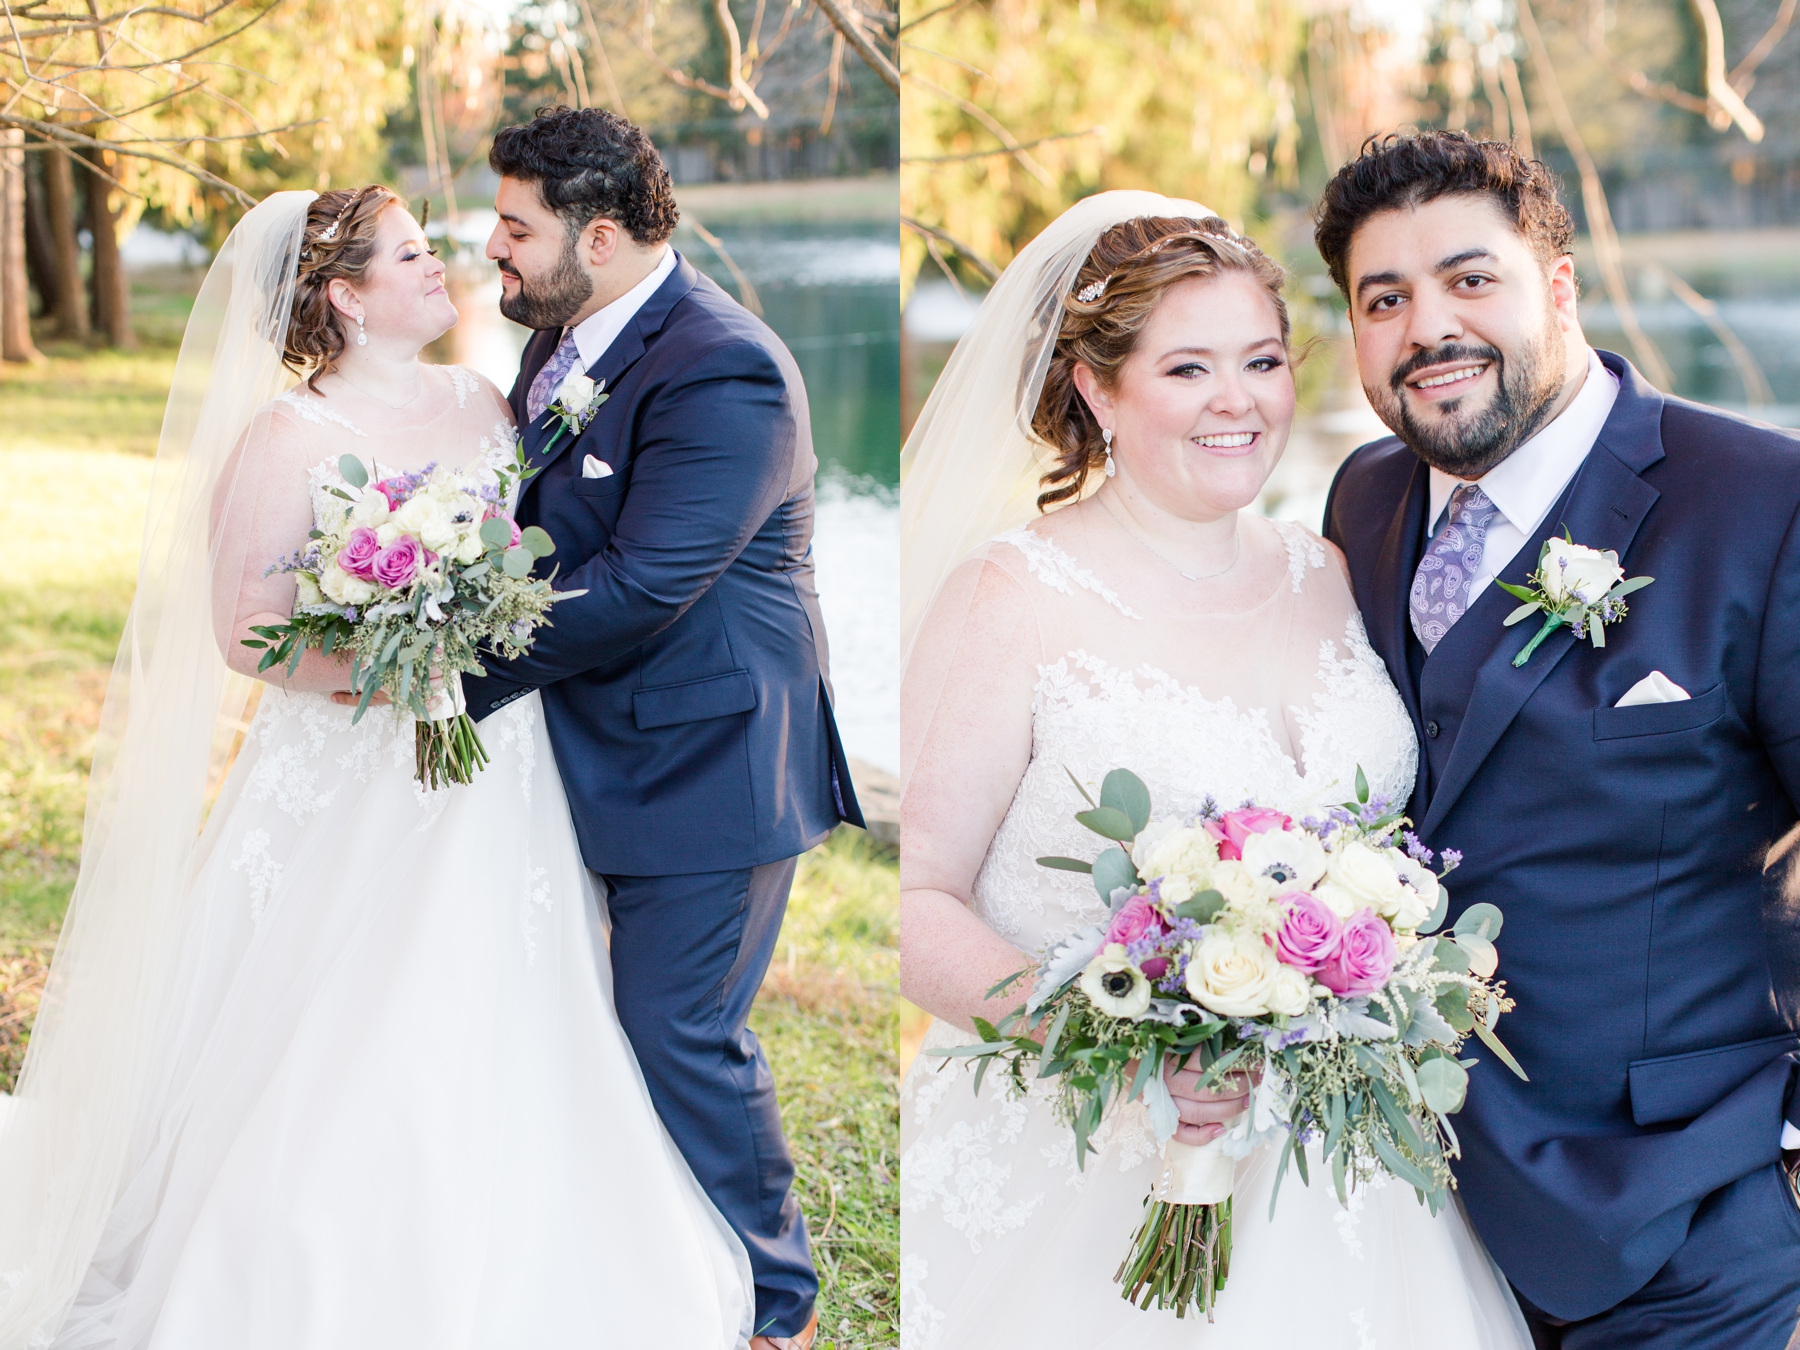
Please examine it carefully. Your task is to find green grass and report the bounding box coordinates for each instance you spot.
[0,296,899,1347]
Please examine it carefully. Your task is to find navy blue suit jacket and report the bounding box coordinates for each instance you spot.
[1324,352,1800,1320]
[471,253,862,876]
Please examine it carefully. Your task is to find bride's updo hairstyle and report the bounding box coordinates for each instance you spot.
[1032,215,1290,510]
[284,185,403,390]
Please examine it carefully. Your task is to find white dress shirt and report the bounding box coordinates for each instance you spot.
[567,245,677,372]
[1426,347,1620,603]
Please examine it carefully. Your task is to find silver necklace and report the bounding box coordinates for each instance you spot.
[1100,493,1241,582]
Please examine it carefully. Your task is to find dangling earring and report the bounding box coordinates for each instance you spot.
[1102,427,1116,478]
[355,313,367,347]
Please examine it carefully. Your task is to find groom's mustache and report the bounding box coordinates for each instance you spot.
[1389,342,1503,392]
[497,262,521,281]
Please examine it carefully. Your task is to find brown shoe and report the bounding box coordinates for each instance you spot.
[749,1309,818,1350]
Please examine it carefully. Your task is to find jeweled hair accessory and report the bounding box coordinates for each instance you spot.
[316,188,366,243]
[1075,279,1106,303]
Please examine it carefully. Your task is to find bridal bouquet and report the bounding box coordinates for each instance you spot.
[940,768,1525,1321]
[243,448,580,788]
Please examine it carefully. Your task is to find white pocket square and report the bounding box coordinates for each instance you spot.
[581,454,613,479]
[1616,670,1689,707]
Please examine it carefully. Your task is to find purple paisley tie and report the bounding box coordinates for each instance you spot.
[1410,482,1501,654]
[525,330,581,423]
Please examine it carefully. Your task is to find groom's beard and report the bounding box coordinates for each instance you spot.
[1364,323,1565,479]
[498,236,593,330]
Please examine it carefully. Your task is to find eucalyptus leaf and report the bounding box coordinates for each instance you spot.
[1589,612,1606,646]
[1074,806,1136,841]
[1091,847,1139,906]
[1456,932,1499,979]
[1435,986,1475,1033]
[1064,766,1096,807]
[479,517,514,548]
[501,547,534,579]
[1431,937,1469,974]
[1036,855,1094,874]
[462,561,490,581]
[520,525,554,558]
[1473,1018,1530,1080]
[1416,1055,1469,1114]
[1173,889,1225,924]
[1452,902,1503,942]
[1504,601,1541,626]
[1099,768,1151,834]
[1355,765,1370,804]
[1421,884,1450,934]
[1612,575,1654,597]
[336,454,369,489]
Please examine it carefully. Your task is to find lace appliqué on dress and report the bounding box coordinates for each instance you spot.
[1273,518,1329,594]
[1289,614,1418,810]
[448,365,479,409]
[276,389,368,438]
[994,526,1143,620]
[901,1114,1045,1254]
[231,828,284,928]
[899,1253,946,1350]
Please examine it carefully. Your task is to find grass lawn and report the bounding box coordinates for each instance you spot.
[0,281,898,1348]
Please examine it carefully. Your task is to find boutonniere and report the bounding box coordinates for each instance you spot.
[541,369,609,456]
[1496,532,1653,667]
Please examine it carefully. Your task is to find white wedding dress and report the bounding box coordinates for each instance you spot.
[900,509,1531,1350]
[23,369,751,1348]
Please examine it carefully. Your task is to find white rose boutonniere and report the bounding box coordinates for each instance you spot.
[1497,530,1652,667]
[541,369,610,458]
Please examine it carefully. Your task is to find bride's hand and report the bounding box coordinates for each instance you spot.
[329,690,391,707]
[1163,1058,1257,1147]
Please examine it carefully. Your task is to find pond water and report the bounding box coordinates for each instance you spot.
[435,201,901,774]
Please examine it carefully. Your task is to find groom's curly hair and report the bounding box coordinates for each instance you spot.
[1313,131,1575,298]
[1033,217,1290,511]
[489,106,679,246]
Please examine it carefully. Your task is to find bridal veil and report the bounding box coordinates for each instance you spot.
[0,192,315,1338]
[897,190,1216,786]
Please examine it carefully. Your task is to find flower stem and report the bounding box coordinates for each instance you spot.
[1115,1198,1232,1320]
[1511,612,1564,668]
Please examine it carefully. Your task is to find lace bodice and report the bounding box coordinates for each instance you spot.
[955,513,1418,953]
[209,365,518,691]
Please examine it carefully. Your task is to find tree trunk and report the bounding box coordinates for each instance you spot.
[41,144,87,341]
[1,128,43,363]
[22,149,57,319]
[82,147,132,349]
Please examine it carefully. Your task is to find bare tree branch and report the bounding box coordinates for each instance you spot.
[901,213,997,282]
[1728,0,1796,87]
[0,110,252,202]
[814,0,898,94]
[685,214,762,314]
[1647,261,1770,408]
[902,126,1100,163]
[1585,0,1763,141]
[818,27,843,134]
[1515,0,1673,387]
[899,0,973,35]
[713,0,770,117]
[902,69,1053,186]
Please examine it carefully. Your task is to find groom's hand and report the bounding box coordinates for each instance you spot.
[1164,1059,1255,1147]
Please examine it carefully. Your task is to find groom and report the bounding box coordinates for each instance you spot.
[1319,130,1800,1348]
[470,106,861,1348]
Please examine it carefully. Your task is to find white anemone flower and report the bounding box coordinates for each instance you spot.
[1078,943,1153,1019]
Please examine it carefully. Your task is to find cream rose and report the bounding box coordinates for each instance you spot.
[1208,859,1272,911]
[319,562,375,606]
[1540,538,1624,606]
[451,530,485,565]
[1133,820,1219,890]
[1185,930,1280,1017]
[1266,963,1314,1017]
[1240,826,1329,891]
[293,570,325,607]
[349,491,390,528]
[557,370,598,413]
[397,495,459,553]
[1323,839,1412,921]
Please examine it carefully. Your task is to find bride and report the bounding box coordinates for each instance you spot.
[897,192,1532,1348]
[0,189,750,1347]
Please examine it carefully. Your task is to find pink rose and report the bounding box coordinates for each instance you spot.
[484,504,522,548]
[1315,907,1397,998]
[1274,891,1343,973]
[336,526,381,580]
[1106,896,1165,948]
[372,535,425,590]
[1205,806,1293,862]
[373,477,410,510]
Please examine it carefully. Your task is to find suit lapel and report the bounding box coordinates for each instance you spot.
[1418,355,1665,836]
[1367,455,1430,807]
[522,251,703,479]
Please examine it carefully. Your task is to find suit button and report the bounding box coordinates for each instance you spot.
[1425,720,1440,738]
